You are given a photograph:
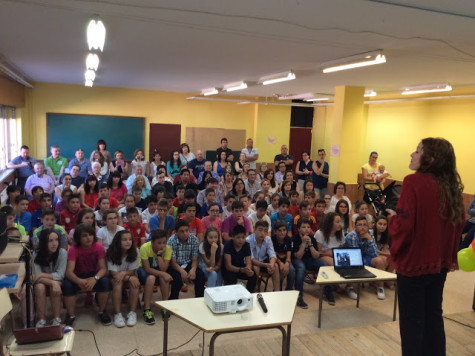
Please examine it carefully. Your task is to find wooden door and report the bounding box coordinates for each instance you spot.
[289,127,312,171]
[149,124,181,163]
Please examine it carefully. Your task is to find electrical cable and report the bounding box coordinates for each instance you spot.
[443,316,475,330]
[77,329,102,356]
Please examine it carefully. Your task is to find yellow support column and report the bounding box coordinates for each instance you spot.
[329,86,366,184]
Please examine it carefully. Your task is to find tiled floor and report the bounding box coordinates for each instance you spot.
[2,269,475,355]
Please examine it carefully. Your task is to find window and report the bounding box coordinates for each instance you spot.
[0,105,21,169]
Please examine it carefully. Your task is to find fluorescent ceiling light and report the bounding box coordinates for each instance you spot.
[86,53,99,71]
[401,82,452,95]
[306,97,330,102]
[87,19,106,51]
[322,51,386,73]
[201,87,219,96]
[278,93,315,100]
[259,71,296,85]
[223,81,247,92]
[364,90,377,97]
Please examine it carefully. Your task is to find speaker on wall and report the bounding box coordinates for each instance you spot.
[290,101,314,128]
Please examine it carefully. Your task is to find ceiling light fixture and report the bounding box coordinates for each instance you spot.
[306,97,330,102]
[85,69,96,82]
[201,87,219,96]
[259,71,296,85]
[86,53,100,71]
[401,82,452,95]
[364,89,377,97]
[85,79,94,87]
[322,51,386,73]
[87,18,106,51]
[278,93,315,100]
[223,81,247,92]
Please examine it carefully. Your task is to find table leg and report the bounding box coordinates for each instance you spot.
[318,287,323,328]
[356,283,360,308]
[163,311,169,356]
[209,333,219,356]
[393,281,398,321]
[285,324,291,356]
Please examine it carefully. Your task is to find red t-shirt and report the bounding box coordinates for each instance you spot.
[59,208,81,234]
[27,200,41,214]
[122,222,146,247]
[84,193,99,208]
[173,197,184,208]
[180,216,204,236]
[288,204,300,219]
[110,185,128,202]
[94,196,119,209]
[67,242,105,274]
[292,215,318,235]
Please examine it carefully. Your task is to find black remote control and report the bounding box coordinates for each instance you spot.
[257,293,268,313]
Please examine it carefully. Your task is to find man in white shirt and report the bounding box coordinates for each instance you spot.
[241,138,259,170]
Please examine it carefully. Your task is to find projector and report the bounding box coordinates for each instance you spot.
[204,284,253,314]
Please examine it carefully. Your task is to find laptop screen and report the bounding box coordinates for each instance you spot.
[333,248,364,267]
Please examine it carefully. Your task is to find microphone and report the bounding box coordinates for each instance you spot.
[257,293,268,313]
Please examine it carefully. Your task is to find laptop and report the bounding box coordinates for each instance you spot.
[332,247,376,279]
[13,324,66,345]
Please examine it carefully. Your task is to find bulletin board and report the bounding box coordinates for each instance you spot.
[46,113,144,160]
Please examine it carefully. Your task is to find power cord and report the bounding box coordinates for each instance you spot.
[443,316,475,329]
[77,329,102,356]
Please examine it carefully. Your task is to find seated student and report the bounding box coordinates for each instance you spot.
[200,188,223,218]
[314,212,344,266]
[94,183,119,209]
[107,171,128,205]
[31,193,54,233]
[122,207,146,247]
[198,226,223,288]
[148,198,175,238]
[141,196,158,234]
[351,200,374,226]
[55,188,73,214]
[180,202,205,242]
[27,186,44,214]
[31,209,68,250]
[55,174,77,204]
[59,194,82,235]
[97,209,125,251]
[167,219,205,298]
[250,191,266,211]
[314,198,327,229]
[246,221,280,291]
[152,184,166,203]
[221,200,253,241]
[6,185,21,206]
[292,201,318,235]
[345,216,389,300]
[68,208,98,243]
[270,197,293,237]
[177,189,201,218]
[240,195,253,218]
[1,206,27,238]
[292,219,335,308]
[106,230,140,328]
[248,199,271,234]
[32,228,67,327]
[14,195,32,235]
[165,192,178,219]
[137,229,177,325]
[173,168,199,195]
[197,178,224,207]
[62,224,112,326]
[132,186,146,212]
[288,190,300,218]
[258,179,272,204]
[79,175,99,209]
[94,196,111,227]
[271,221,295,291]
[304,191,317,218]
[151,170,174,196]
[222,193,236,220]
[201,203,223,231]
[222,225,257,293]
[118,194,136,224]
[267,193,280,216]
[173,185,186,208]
[69,164,85,188]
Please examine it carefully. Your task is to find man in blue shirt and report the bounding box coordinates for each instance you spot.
[68,149,91,179]
[7,145,36,192]
[187,150,206,179]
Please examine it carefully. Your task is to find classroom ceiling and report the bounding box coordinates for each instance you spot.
[1,0,475,99]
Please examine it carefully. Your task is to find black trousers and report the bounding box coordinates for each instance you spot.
[397,269,448,356]
[222,268,257,293]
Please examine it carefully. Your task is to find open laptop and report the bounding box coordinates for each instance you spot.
[332,247,376,279]
[13,324,65,345]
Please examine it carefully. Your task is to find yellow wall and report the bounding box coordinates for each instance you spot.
[22,82,291,161]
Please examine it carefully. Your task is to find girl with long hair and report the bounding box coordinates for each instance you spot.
[80,175,99,209]
[314,212,344,266]
[335,199,353,235]
[374,215,391,257]
[231,178,247,199]
[198,226,223,288]
[107,170,128,204]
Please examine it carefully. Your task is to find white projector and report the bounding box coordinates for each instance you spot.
[204,284,253,314]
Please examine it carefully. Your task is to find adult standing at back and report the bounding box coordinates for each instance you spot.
[387,138,464,356]
[274,145,294,171]
[312,149,329,199]
[89,139,112,166]
[68,149,91,180]
[44,145,68,186]
[295,151,313,190]
[216,138,234,163]
[7,145,36,192]
[241,138,259,170]
[362,151,383,185]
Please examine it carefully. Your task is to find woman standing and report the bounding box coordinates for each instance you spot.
[90,139,111,165]
[295,151,313,190]
[387,138,464,356]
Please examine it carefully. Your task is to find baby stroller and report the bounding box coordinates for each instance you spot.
[363,181,401,215]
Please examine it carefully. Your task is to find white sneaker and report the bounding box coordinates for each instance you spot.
[377,287,386,300]
[36,319,46,328]
[347,287,358,300]
[126,311,137,327]
[114,313,125,328]
[51,317,62,326]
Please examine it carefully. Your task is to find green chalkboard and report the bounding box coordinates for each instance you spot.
[47,113,144,160]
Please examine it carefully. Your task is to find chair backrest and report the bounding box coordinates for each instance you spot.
[0,288,12,321]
